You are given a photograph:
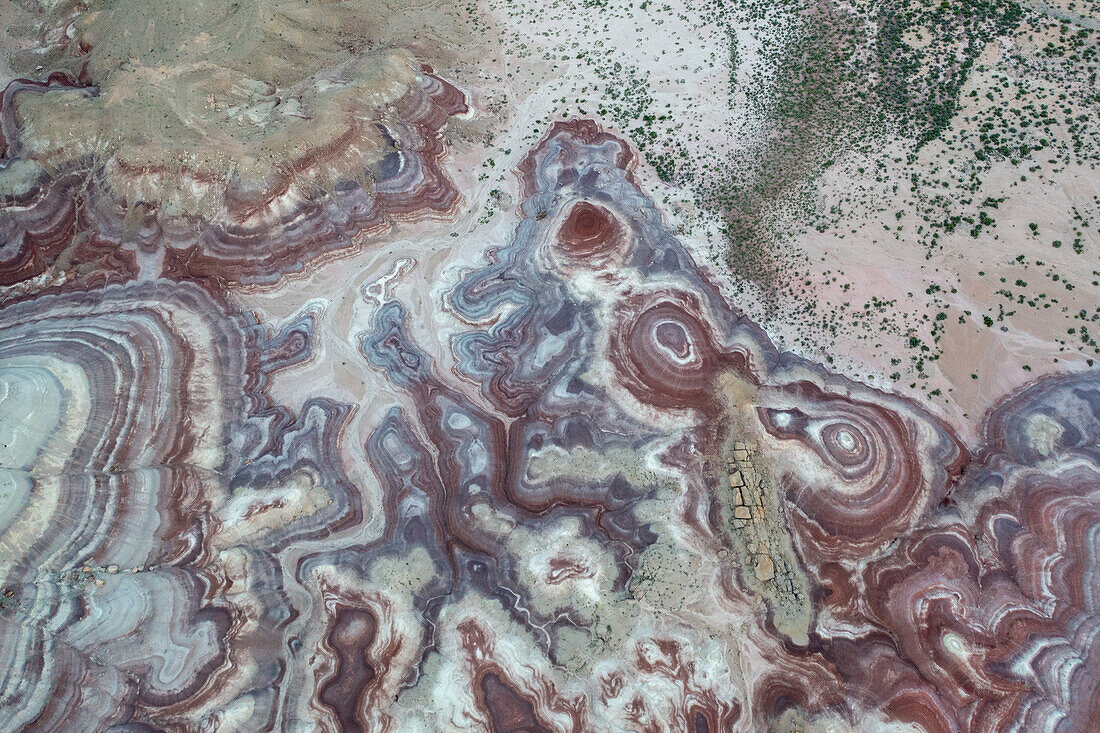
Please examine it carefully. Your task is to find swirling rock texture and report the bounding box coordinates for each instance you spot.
[1,2,1099,731]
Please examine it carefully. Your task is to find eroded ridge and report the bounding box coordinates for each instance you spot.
[0,0,472,288]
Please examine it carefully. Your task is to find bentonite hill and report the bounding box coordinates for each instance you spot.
[1,0,1099,730]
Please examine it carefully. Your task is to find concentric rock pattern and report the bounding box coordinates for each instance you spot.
[0,49,1098,732]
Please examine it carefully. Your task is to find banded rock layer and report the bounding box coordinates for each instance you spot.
[0,117,1097,731]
